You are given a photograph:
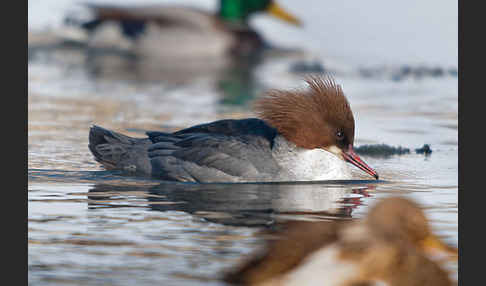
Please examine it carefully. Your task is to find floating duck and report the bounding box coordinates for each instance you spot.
[88,76,378,182]
[224,197,457,286]
[70,0,301,61]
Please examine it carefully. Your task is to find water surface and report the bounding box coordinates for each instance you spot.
[28,0,458,285]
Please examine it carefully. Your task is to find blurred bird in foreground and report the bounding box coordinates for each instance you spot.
[65,0,302,61]
[224,197,458,286]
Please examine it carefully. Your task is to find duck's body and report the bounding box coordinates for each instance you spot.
[89,118,351,183]
[224,197,457,286]
[88,77,378,183]
[80,5,255,60]
[68,1,300,60]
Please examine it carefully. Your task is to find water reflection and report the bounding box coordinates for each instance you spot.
[87,181,377,226]
[29,41,271,108]
[216,55,264,106]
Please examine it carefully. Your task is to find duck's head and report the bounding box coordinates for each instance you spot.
[367,197,458,261]
[254,76,379,180]
[219,0,301,26]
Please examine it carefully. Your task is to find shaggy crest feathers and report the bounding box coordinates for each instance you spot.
[254,76,355,149]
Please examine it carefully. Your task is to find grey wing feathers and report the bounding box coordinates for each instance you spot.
[89,119,280,182]
[89,125,152,174]
[147,133,280,182]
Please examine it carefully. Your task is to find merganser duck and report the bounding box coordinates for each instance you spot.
[88,76,378,182]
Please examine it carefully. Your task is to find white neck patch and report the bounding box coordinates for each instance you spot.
[272,136,353,181]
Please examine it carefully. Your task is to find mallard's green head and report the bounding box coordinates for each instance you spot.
[219,0,301,26]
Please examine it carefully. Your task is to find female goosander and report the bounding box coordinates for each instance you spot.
[224,197,457,286]
[88,76,378,182]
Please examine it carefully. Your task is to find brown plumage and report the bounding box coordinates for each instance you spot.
[224,221,345,285]
[223,197,457,286]
[254,76,355,150]
[254,75,378,180]
[365,197,432,245]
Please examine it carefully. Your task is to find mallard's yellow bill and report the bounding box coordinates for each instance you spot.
[267,2,302,26]
[421,235,458,262]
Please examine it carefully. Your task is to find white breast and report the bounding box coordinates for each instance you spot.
[272,136,352,181]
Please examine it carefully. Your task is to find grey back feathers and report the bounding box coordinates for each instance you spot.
[89,119,281,182]
[88,125,153,175]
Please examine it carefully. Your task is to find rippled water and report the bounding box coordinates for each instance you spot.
[28,0,457,285]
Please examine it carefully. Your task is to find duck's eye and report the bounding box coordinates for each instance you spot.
[336,131,344,140]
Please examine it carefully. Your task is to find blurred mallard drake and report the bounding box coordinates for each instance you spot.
[69,0,301,61]
[224,197,457,286]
